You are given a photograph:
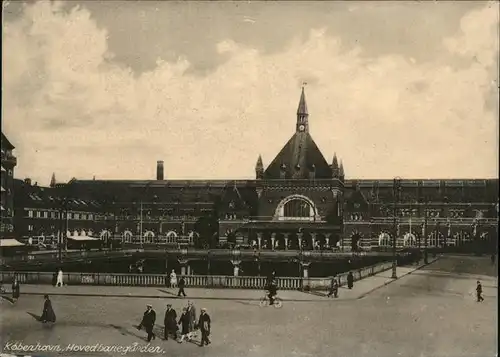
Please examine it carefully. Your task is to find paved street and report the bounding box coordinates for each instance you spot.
[0,255,496,357]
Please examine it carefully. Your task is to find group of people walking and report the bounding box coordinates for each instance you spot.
[138,300,211,347]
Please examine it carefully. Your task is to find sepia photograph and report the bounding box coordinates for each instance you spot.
[1,1,498,357]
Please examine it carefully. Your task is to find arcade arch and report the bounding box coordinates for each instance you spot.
[403,233,417,247]
[274,194,318,221]
[378,232,391,247]
[166,231,178,244]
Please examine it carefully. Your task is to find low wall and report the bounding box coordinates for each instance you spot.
[0,261,394,291]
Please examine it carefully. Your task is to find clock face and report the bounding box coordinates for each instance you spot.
[299,124,305,131]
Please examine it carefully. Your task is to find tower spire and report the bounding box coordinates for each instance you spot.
[339,161,345,180]
[331,153,339,178]
[255,154,264,179]
[332,153,339,169]
[296,85,309,133]
[50,172,56,188]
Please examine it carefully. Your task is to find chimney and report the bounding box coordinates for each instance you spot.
[156,160,164,180]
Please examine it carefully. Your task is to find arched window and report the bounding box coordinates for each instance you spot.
[166,231,177,244]
[428,231,444,247]
[123,230,133,243]
[284,199,311,218]
[403,233,416,247]
[275,195,317,221]
[188,231,199,244]
[100,230,111,241]
[378,232,391,247]
[144,231,155,243]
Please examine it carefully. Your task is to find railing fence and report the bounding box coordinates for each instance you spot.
[0,261,393,291]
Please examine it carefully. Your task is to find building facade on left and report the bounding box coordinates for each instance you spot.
[1,132,17,236]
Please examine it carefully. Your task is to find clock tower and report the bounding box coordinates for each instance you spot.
[296,86,309,133]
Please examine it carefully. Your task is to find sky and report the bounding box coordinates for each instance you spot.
[2,0,499,185]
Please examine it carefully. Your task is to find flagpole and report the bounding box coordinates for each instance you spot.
[140,201,143,248]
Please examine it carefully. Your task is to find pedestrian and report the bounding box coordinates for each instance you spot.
[347,271,354,289]
[327,275,339,298]
[170,270,177,288]
[186,300,197,339]
[40,294,56,323]
[138,304,156,342]
[476,281,484,302]
[51,271,57,286]
[177,276,187,297]
[56,269,63,287]
[491,254,495,265]
[163,304,177,341]
[12,276,20,302]
[177,307,191,343]
[196,308,211,347]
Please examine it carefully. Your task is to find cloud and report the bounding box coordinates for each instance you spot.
[2,1,499,185]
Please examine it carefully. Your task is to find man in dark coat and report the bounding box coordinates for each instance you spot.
[186,301,197,337]
[40,295,56,323]
[163,304,177,340]
[12,277,20,302]
[197,308,211,347]
[347,271,354,289]
[476,281,484,302]
[177,277,187,297]
[138,304,156,342]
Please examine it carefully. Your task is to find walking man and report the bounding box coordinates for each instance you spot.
[476,281,484,302]
[327,275,339,298]
[138,304,157,342]
[347,271,354,290]
[186,301,197,339]
[177,276,187,297]
[197,308,211,347]
[11,276,20,303]
[163,304,177,341]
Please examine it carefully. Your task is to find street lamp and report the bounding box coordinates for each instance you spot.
[207,250,211,275]
[232,247,241,276]
[253,250,261,276]
[392,177,402,279]
[57,197,69,262]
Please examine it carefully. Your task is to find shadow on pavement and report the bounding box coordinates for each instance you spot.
[110,323,154,341]
[1,295,15,304]
[158,289,180,297]
[27,311,42,321]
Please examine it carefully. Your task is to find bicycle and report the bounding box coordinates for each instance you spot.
[259,293,283,308]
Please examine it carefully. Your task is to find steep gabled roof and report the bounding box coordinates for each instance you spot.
[1,132,15,150]
[264,131,331,179]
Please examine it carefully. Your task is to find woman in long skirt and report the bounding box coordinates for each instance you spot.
[170,270,177,288]
[12,276,20,302]
[40,294,56,323]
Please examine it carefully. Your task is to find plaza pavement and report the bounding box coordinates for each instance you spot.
[0,255,496,357]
